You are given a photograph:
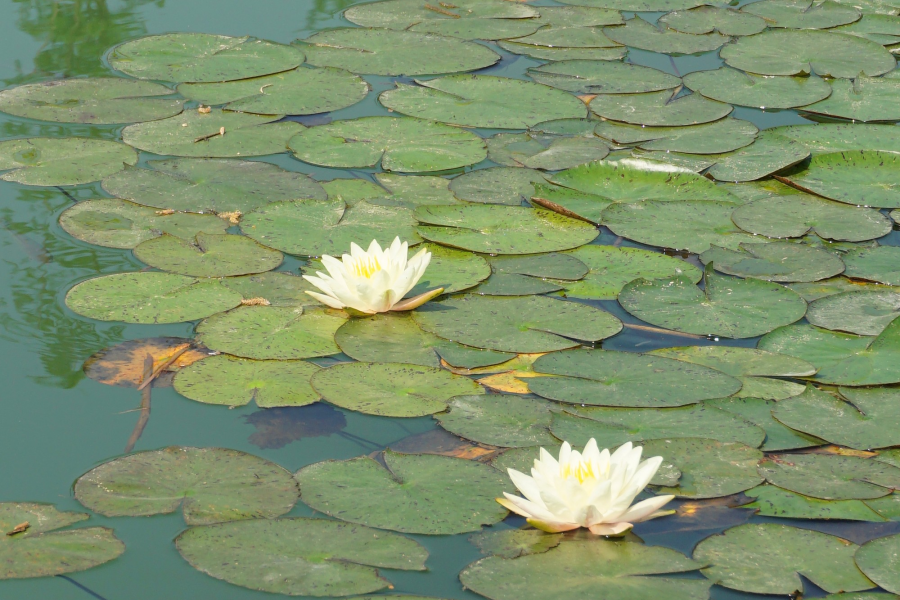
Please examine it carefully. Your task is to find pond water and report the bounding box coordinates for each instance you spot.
[2,0,900,599]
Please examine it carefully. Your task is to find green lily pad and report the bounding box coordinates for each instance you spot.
[362,173,461,209]
[659,6,767,36]
[758,452,900,499]
[528,348,742,407]
[176,518,427,597]
[469,529,562,560]
[496,40,625,61]
[102,158,325,214]
[742,0,861,29]
[379,75,587,129]
[744,485,888,521]
[289,116,486,173]
[435,394,557,448]
[408,18,543,40]
[178,67,368,116]
[559,0,708,9]
[550,404,765,448]
[628,150,718,173]
[642,437,764,498]
[700,241,845,282]
[773,385,900,450]
[602,200,757,253]
[460,540,711,600]
[803,76,900,122]
[527,60,681,94]
[0,503,124,579]
[122,109,302,158]
[133,233,282,277]
[487,135,612,172]
[694,523,875,595]
[683,67,832,109]
[343,0,537,29]
[706,397,823,450]
[773,123,900,154]
[707,131,811,182]
[295,451,508,534]
[242,198,419,257]
[603,17,730,54]
[110,33,305,82]
[473,274,563,296]
[490,253,589,280]
[552,160,734,203]
[449,167,547,206]
[65,272,242,324]
[533,6,623,28]
[197,306,345,360]
[412,294,622,353]
[855,534,900,595]
[415,204,598,255]
[619,264,808,339]
[173,355,320,408]
[334,313,511,368]
[59,198,228,249]
[843,246,900,285]
[594,118,758,155]
[557,246,701,300]
[720,29,896,78]
[221,272,323,308]
[807,289,900,335]
[590,89,732,127]
[787,276,888,302]
[75,446,298,525]
[530,183,612,225]
[0,77,183,124]
[298,28,499,76]
[778,151,900,208]
[832,14,900,44]
[507,25,622,49]
[731,193,892,242]
[0,137,136,186]
[311,361,482,417]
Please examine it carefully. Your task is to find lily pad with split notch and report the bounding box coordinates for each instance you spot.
[343,0,537,30]
[788,276,888,302]
[133,233,282,278]
[742,0,861,30]
[490,253,589,281]
[706,397,823,450]
[700,241,845,283]
[843,246,900,285]
[295,450,508,534]
[758,452,900,499]
[175,517,427,596]
[74,446,298,525]
[603,17,730,54]
[642,437,764,498]
[594,118,758,155]
[221,272,323,308]
[778,151,900,208]
[486,135,611,172]
[807,289,900,335]
[435,394,557,448]
[0,137,136,186]
[310,362,482,417]
[529,183,612,225]
[450,167,547,206]
[707,131,811,183]
[802,76,900,122]
[660,6,767,36]
[683,67,832,109]
[526,60,681,95]
[590,89,732,127]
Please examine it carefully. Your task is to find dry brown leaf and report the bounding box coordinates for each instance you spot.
[478,371,548,394]
[442,353,545,376]
[241,297,271,306]
[218,210,242,224]
[6,522,29,536]
[155,209,175,216]
[389,429,499,462]
[577,94,598,105]
[84,337,211,387]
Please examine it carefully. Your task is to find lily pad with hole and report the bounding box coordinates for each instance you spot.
[0,77,183,124]
[529,183,612,224]
[551,404,765,448]
[0,503,124,580]
[720,29,896,78]
[221,272,322,308]
[707,131,811,182]
[843,246,900,285]
[700,241,845,282]
[855,534,900,595]
[802,76,900,123]
[296,451,507,534]
[173,355,320,408]
[75,446,298,525]
[242,198,419,257]
[59,198,228,249]
[435,394,557,448]
[807,289,900,335]
[298,28,500,76]
[415,204,598,255]
[449,167,547,206]
[178,66,368,116]
[590,89,732,127]
[102,158,325,214]
[496,41,626,61]
[412,294,621,353]
[758,452,900,499]
[343,0,537,29]
[527,60,681,94]
[744,485,888,521]
[197,306,344,360]
[706,397,823,450]
[774,385,900,450]
[742,0,861,29]
[310,362,482,417]
[176,517,427,597]
[528,348,742,407]
[643,438,764,498]
[594,118,758,155]
[603,18,730,54]
[773,123,900,153]
[694,523,875,595]
[379,76,587,129]
[460,540,710,600]
[122,109,302,158]
[731,193,891,242]
[289,116,486,172]
[66,272,242,324]
[0,137,136,186]
[660,6,767,36]
[683,67,832,109]
[469,530,563,560]
[778,151,900,208]
[110,33,305,82]
[133,233,282,277]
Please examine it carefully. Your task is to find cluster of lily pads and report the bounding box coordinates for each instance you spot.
[4,0,900,597]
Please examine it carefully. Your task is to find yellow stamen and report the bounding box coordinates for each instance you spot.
[561,460,595,483]
[353,256,382,279]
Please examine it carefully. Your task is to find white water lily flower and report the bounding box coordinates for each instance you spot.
[497,439,675,536]
[302,237,442,314]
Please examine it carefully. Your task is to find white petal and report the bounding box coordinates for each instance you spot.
[618,495,675,524]
[304,291,345,309]
[507,469,547,507]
